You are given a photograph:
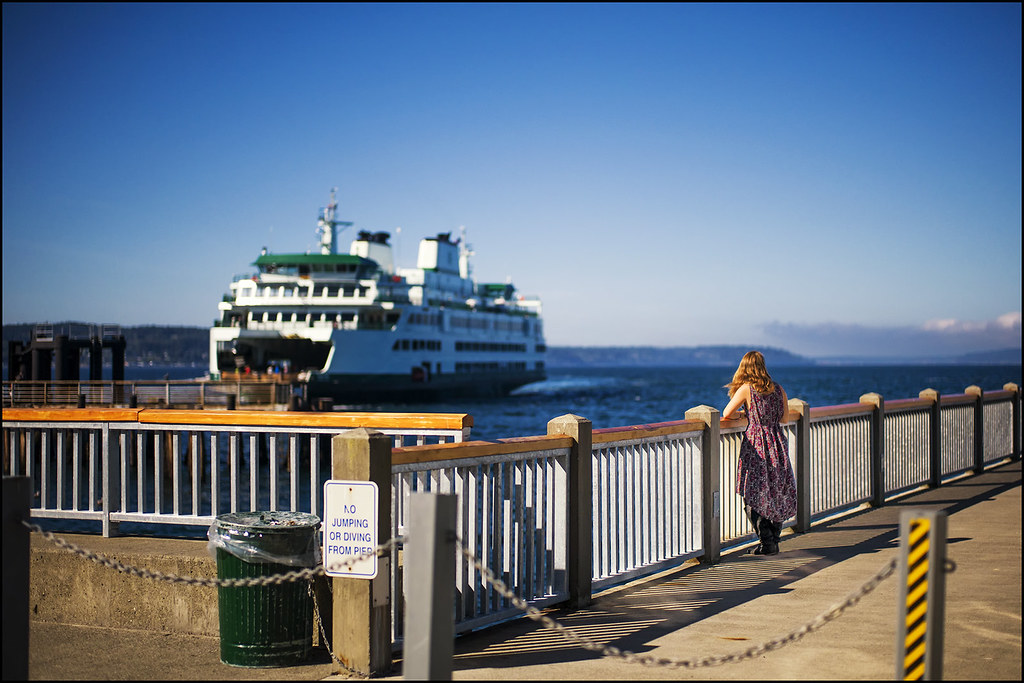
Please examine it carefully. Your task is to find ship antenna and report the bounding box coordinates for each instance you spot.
[317,187,354,255]
[459,225,474,280]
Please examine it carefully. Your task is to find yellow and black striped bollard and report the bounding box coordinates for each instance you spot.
[896,509,947,680]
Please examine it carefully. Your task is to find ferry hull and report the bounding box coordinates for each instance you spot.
[307,369,545,404]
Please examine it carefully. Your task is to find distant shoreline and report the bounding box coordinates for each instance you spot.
[3,323,1020,368]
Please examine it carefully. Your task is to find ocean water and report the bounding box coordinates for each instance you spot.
[309,364,1021,441]
[86,363,1024,441]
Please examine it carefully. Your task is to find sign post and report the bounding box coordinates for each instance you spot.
[329,429,391,676]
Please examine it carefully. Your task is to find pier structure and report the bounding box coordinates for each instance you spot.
[7,323,125,382]
[4,381,1021,679]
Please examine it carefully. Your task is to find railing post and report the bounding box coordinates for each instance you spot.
[788,399,812,533]
[330,428,393,676]
[860,393,885,507]
[1005,383,1021,461]
[919,389,943,488]
[2,476,31,681]
[965,386,984,472]
[547,414,592,609]
[404,492,457,681]
[685,405,721,564]
[101,423,121,537]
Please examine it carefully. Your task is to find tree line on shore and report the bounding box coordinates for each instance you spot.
[3,322,812,368]
[5,322,1017,368]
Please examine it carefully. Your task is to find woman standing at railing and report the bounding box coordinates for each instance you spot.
[722,351,797,555]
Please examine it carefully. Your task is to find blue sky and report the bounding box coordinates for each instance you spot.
[3,3,1021,359]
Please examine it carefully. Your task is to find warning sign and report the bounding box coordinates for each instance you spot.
[323,480,379,579]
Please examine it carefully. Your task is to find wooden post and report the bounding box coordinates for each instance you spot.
[404,492,457,681]
[788,399,812,533]
[331,428,392,676]
[965,386,984,473]
[1005,383,1021,461]
[919,389,942,488]
[860,393,885,507]
[547,414,592,609]
[685,405,721,564]
[2,476,31,681]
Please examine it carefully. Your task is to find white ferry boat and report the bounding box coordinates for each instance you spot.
[209,191,547,402]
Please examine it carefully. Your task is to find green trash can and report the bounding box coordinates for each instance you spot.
[208,511,322,668]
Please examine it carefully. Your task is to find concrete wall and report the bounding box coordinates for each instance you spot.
[30,533,219,636]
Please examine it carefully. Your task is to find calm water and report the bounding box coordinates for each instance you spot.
[133,364,1021,441]
[366,364,1022,441]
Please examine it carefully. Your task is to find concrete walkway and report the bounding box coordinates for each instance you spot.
[29,460,1021,680]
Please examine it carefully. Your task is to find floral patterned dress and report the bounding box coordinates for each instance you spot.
[736,383,797,523]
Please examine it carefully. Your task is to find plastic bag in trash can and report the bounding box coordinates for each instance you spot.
[207,511,322,567]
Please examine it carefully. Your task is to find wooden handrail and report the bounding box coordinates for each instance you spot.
[886,397,933,412]
[939,393,976,406]
[593,420,704,444]
[393,434,574,465]
[137,408,472,430]
[2,408,143,422]
[2,407,472,431]
[808,402,875,419]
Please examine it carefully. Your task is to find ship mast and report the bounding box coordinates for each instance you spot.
[317,187,354,255]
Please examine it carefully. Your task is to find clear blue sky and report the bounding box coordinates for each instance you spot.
[3,3,1021,358]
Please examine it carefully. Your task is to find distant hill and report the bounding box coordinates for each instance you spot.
[5,323,1016,369]
[815,348,1022,366]
[3,324,810,369]
[952,348,1022,364]
[545,345,813,367]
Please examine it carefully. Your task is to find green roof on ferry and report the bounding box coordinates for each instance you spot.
[253,253,370,267]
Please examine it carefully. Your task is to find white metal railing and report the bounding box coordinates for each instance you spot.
[2,409,469,536]
[808,406,873,519]
[391,440,571,637]
[590,424,704,591]
[883,399,932,497]
[982,394,1014,464]
[940,398,975,478]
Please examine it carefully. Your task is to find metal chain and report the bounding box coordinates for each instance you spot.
[25,521,919,671]
[23,520,400,588]
[457,538,902,669]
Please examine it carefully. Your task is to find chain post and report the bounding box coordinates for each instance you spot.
[896,509,948,681]
[404,493,457,680]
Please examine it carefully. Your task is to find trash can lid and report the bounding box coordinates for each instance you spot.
[215,511,321,531]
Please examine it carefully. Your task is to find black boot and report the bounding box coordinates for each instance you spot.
[744,505,762,548]
[752,517,779,555]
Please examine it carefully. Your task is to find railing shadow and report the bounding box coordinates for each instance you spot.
[443,459,1020,671]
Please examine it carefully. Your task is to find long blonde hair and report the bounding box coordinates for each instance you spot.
[725,350,775,398]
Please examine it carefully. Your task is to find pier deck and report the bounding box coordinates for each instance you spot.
[28,459,1020,680]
